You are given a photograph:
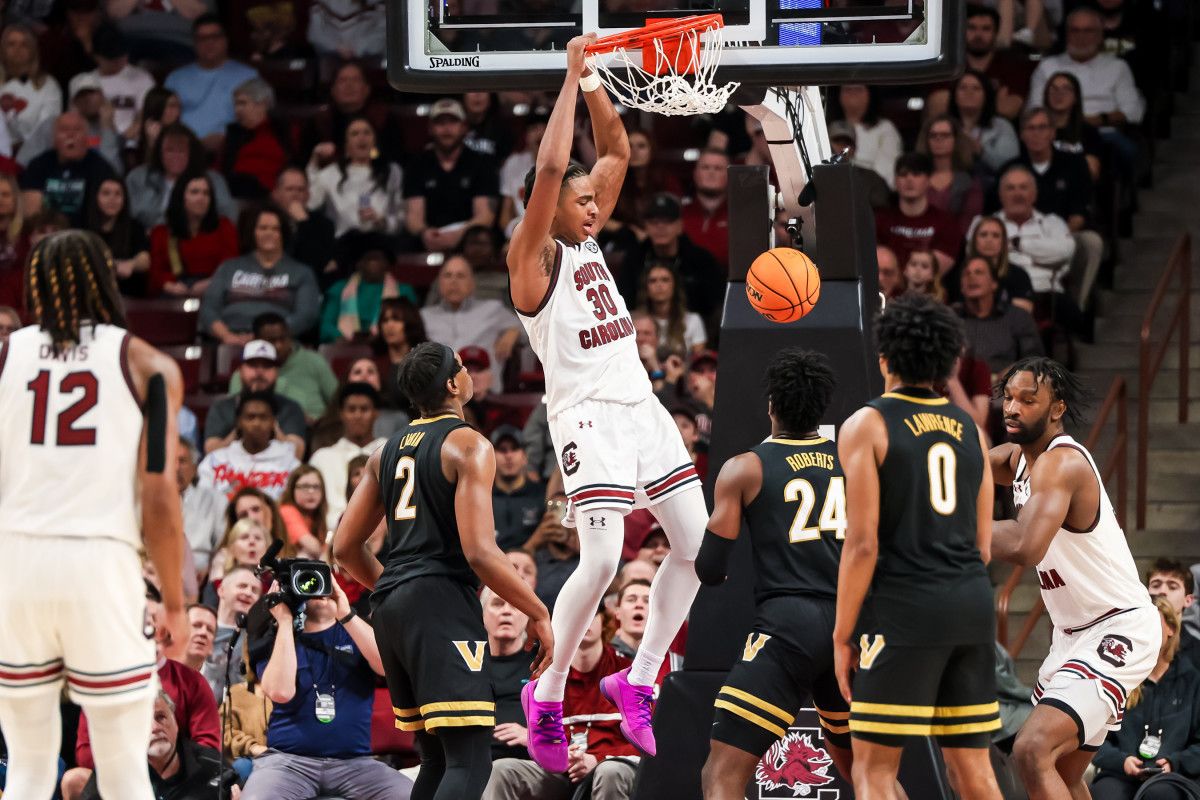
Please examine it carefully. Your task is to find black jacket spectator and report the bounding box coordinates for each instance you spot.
[20,113,117,228]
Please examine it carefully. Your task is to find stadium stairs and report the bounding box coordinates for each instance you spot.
[998,52,1200,685]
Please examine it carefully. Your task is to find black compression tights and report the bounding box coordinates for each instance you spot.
[411,728,494,800]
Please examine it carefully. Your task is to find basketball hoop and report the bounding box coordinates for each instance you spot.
[583,14,738,116]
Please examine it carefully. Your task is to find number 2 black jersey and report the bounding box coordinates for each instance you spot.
[744,436,843,603]
[859,387,992,645]
[373,414,476,602]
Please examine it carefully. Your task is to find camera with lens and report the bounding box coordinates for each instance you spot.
[256,541,332,612]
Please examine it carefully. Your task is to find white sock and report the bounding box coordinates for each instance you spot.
[86,696,156,800]
[0,691,63,799]
[630,488,706,686]
[533,508,624,703]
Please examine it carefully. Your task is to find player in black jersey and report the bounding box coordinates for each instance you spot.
[333,342,553,800]
[696,348,856,799]
[835,294,1003,800]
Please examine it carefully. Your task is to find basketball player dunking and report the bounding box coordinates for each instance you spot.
[508,34,709,769]
[0,231,189,800]
[990,357,1159,800]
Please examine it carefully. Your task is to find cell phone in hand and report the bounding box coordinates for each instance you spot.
[1140,766,1164,775]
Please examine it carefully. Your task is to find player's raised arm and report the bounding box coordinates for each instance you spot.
[990,448,1082,566]
[333,447,387,590]
[447,427,555,677]
[696,453,762,585]
[129,337,188,659]
[581,55,629,229]
[832,406,886,702]
[507,35,594,307]
[976,426,995,565]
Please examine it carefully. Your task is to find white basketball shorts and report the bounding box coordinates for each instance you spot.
[1033,606,1161,748]
[0,531,157,706]
[549,396,700,516]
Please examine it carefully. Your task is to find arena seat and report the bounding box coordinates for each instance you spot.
[124,297,200,346]
[390,252,444,289]
[370,686,419,766]
[318,341,374,379]
[160,345,208,394]
[256,58,318,104]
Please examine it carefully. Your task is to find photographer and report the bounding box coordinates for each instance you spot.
[242,579,411,800]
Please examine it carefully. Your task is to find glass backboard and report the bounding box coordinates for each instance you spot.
[387,0,963,93]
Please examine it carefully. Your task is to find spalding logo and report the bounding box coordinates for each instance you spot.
[429,55,481,69]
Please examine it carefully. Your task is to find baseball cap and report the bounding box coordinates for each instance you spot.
[826,120,856,144]
[241,340,278,364]
[459,346,491,370]
[69,73,102,99]
[429,98,466,122]
[645,193,682,222]
[489,425,524,449]
[689,350,718,371]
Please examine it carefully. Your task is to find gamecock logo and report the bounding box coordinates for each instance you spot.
[1098,634,1132,668]
[756,731,836,797]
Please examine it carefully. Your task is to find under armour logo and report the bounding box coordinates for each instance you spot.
[589,516,606,528]
[578,420,593,428]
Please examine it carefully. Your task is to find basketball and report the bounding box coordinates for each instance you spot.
[745,247,821,323]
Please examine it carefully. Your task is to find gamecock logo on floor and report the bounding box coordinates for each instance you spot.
[755,731,837,798]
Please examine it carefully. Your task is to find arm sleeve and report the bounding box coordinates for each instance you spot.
[209,171,238,224]
[319,283,344,343]
[197,263,230,334]
[1027,62,1051,118]
[277,400,308,438]
[195,454,217,490]
[873,120,903,189]
[228,372,243,395]
[982,119,1020,172]
[316,353,339,406]
[284,265,321,336]
[183,669,222,750]
[1021,215,1076,269]
[306,163,329,212]
[1113,61,1145,123]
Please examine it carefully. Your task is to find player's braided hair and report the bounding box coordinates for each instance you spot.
[25,230,125,354]
[522,160,590,205]
[996,356,1091,426]
[764,348,836,435]
[874,292,965,385]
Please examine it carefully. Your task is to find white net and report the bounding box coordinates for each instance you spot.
[588,23,739,116]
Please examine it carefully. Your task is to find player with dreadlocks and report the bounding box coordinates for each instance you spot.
[0,229,189,800]
[990,357,1159,800]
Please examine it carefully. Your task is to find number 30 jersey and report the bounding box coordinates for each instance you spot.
[858,387,993,646]
[373,414,476,604]
[0,324,144,546]
[515,237,652,418]
[744,436,844,603]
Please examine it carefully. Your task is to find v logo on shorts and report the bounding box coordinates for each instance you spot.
[742,632,771,662]
[453,641,487,672]
[858,634,886,669]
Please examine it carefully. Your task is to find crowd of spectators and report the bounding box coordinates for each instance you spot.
[0,0,1189,797]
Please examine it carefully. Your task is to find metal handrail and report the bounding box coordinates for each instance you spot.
[1137,233,1192,529]
[996,377,1128,657]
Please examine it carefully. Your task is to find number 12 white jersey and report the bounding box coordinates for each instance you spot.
[0,324,144,547]
[516,237,652,418]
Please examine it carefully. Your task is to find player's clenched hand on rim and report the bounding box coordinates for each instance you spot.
[833,636,858,704]
[565,33,598,77]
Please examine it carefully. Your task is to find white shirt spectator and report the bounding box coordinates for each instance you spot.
[1029,52,1145,125]
[196,440,301,501]
[307,161,404,238]
[852,118,903,189]
[308,0,386,58]
[70,64,155,137]
[0,74,61,146]
[654,312,707,352]
[183,483,228,574]
[992,210,1077,293]
[309,436,387,529]
[421,296,519,375]
[970,116,1021,173]
[499,149,533,238]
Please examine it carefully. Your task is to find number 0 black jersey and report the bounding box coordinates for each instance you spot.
[373,414,476,603]
[859,387,992,645]
[744,436,843,603]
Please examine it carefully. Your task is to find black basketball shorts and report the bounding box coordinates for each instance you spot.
[849,637,1000,748]
[712,596,850,756]
[372,575,495,734]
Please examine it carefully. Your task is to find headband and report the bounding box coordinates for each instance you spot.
[429,343,460,395]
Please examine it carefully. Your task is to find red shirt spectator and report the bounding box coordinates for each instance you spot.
[75,658,220,769]
[148,199,239,296]
[874,153,961,272]
[681,149,731,269]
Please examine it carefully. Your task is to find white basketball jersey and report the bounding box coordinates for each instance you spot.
[0,324,144,547]
[1013,434,1151,631]
[517,238,652,417]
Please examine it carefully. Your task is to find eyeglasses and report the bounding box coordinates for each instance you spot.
[294,483,323,492]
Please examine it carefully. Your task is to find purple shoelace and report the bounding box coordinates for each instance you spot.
[531,709,564,744]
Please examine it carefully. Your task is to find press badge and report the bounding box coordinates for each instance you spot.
[315,691,336,723]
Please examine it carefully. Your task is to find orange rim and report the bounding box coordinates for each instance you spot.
[583,13,725,54]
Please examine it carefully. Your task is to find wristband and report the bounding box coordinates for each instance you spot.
[338,609,357,626]
[649,369,666,380]
[579,71,601,93]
